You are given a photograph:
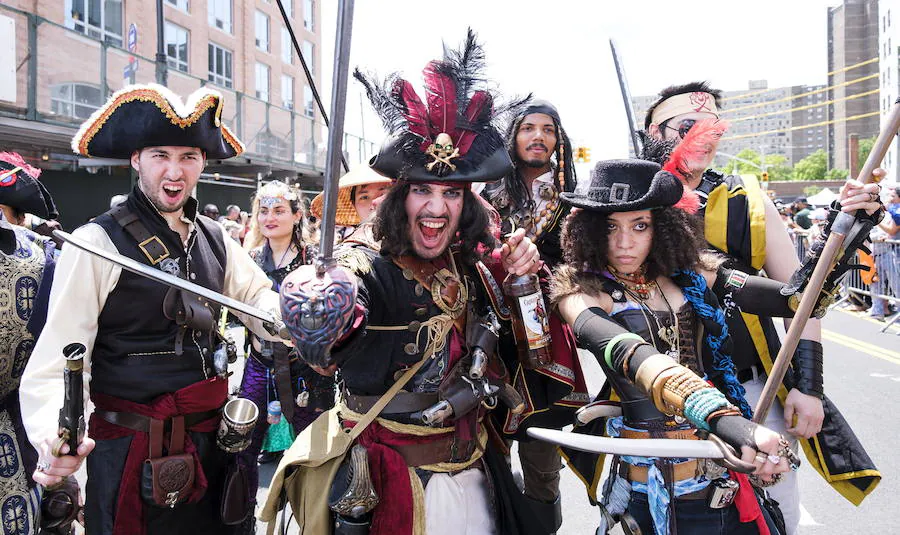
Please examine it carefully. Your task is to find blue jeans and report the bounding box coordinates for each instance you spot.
[872,251,899,315]
[627,491,758,535]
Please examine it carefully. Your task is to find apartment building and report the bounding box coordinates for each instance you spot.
[0,0,368,227]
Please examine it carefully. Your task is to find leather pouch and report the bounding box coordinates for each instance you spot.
[140,417,198,508]
[220,461,251,525]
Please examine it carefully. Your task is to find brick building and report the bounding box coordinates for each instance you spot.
[0,0,370,229]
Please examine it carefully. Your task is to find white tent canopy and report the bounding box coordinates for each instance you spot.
[806,188,837,207]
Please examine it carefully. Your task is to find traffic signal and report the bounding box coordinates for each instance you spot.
[574,147,591,163]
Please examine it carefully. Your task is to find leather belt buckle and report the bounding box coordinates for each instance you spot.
[138,235,170,265]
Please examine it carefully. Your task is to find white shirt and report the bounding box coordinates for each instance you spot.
[20,218,282,451]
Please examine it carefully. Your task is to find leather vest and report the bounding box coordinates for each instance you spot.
[90,188,227,403]
[335,248,493,397]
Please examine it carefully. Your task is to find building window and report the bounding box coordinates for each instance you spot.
[208,42,233,88]
[208,0,232,33]
[165,22,189,73]
[281,27,293,64]
[303,85,314,118]
[303,0,314,31]
[255,11,270,52]
[282,0,293,18]
[256,63,271,101]
[165,0,189,11]
[282,75,294,110]
[51,83,104,120]
[66,0,123,47]
[256,131,291,160]
[302,40,314,74]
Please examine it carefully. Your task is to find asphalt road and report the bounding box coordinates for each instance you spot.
[249,306,900,534]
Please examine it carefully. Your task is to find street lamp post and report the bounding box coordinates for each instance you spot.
[155,0,168,86]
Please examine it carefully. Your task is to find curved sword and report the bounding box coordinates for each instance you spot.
[52,229,280,329]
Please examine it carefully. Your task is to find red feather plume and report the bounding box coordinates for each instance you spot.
[422,60,459,140]
[391,79,430,142]
[456,90,492,156]
[662,119,729,214]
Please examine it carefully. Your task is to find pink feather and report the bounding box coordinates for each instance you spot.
[662,119,728,214]
[456,91,492,156]
[422,60,458,139]
[391,79,430,142]
[0,152,41,179]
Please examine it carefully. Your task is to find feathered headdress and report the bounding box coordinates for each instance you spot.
[662,119,729,214]
[356,29,520,183]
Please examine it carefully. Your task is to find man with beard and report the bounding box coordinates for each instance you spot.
[21,84,283,535]
[481,100,587,517]
[0,152,60,535]
[263,32,558,535]
[640,81,883,533]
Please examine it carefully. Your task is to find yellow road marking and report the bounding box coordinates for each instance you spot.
[822,330,900,366]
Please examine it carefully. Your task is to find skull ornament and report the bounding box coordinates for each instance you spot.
[425,132,461,175]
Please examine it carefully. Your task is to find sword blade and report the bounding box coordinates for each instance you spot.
[609,39,642,157]
[53,229,277,326]
[317,0,355,266]
[527,427,725,459]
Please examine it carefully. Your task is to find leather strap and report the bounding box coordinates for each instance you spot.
[111,203,171,265]
[620,428,698,441]
[94,409,220,433]
[170,416,185,455]
[344,392,438,415]
[627,460,698,484]
[273,346,295,423]
[149,418,163,459]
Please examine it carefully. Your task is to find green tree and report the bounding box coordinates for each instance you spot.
[858,135,877,167]
[824,168,849,180]
[764,154,793,181]
[793,150,828,181]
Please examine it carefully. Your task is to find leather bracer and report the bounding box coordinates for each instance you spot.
[791,339,824,399]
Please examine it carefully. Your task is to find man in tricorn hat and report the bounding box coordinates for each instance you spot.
[480,99,588,517]
[21,84,284,535]
[262,31,549,535]
[641,81,884,533]
[0,152,60,534]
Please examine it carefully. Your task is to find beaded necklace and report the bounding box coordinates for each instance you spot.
[607,264,654,300]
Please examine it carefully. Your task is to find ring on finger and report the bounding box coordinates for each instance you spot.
[767,454,781,464]
[754,452,767,464]
[36,460,50,473]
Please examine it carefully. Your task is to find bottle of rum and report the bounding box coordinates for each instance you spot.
[503,272,553,369]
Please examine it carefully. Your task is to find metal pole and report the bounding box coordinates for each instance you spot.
[275,0,349,173]
[316,0,354,270]
[155,0,168,86]
[609,39,641,157]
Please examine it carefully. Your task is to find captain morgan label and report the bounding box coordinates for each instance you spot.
[517,292,551,350]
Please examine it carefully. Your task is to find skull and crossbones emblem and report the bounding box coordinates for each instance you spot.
[425,133,460,175]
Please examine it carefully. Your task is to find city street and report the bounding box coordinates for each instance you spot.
[251,306,900,534]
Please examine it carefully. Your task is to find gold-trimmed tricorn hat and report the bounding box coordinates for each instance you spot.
[71,83,244,160]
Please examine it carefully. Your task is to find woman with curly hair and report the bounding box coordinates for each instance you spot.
[236,181,335,528]
[550,159,812,535]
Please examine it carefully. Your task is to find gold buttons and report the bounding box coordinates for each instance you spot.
[408,321,421,332]
[414,284,425,296]
[404,343,419,355]
[415,307,428,317]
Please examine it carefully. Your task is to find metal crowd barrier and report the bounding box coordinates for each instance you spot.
[830,239,900,334]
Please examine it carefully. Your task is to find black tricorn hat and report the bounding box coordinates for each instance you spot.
[560,159,683,212]
[71,84,244,160]
[0,152,58,220]
[356,29,514,183]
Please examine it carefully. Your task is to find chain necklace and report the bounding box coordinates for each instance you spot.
[616,276,680,361]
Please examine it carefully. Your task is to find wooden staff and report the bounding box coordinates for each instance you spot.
[753,97,900,423]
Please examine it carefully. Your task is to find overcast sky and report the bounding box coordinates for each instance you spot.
[320,0,843,169]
